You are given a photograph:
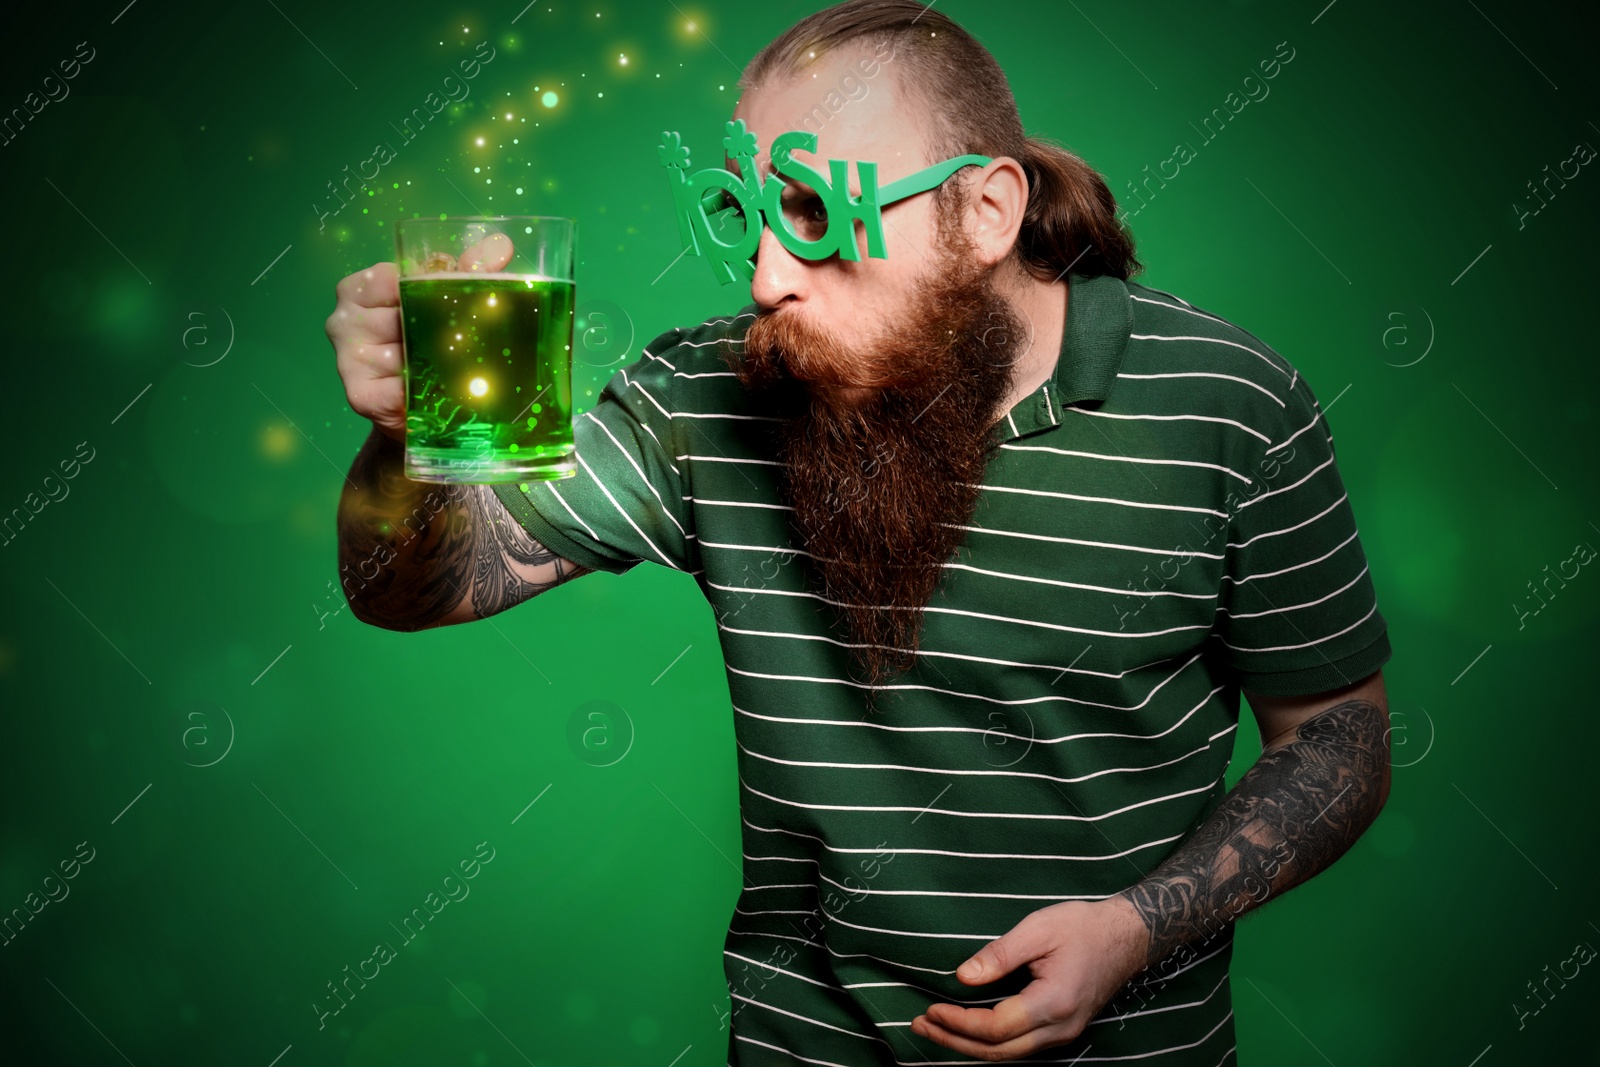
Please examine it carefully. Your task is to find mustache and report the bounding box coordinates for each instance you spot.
[741,309,910,394]
[739,299,998,416]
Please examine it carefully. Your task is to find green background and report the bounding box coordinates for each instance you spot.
[2,0,1597,1063]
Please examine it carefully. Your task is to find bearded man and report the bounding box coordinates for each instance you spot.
[329,2,1394,1063]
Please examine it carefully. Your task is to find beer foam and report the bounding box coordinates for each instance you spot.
[400,270,573,283]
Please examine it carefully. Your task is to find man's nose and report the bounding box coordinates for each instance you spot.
[749,223,809,312]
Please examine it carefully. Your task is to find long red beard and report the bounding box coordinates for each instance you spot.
[723,217,1028,713]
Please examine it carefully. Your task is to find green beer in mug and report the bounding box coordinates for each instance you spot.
[394,216,577,483]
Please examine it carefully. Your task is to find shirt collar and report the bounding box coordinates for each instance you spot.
[992,271,1133,444]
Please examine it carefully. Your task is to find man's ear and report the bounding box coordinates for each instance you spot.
[967,157,1029,268]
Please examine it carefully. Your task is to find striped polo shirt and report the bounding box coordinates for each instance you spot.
[491,271,1392,1066]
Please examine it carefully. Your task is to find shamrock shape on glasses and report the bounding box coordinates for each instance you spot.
[659,119,992,286]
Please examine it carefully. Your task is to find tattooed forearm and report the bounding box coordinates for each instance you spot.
[467,487,592,615]
[1114,697,1389,971]
[336,426,592,630]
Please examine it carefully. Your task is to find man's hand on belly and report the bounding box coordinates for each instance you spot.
[908,897,1151,1060]
[909,675,1390,1059]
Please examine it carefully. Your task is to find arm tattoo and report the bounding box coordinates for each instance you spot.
[1114,697,1389,970]
[338,429,592,630]
[467,485,591,616]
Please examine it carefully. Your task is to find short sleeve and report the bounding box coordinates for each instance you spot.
[1208,370,1392,697]
[490,328,698,576]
